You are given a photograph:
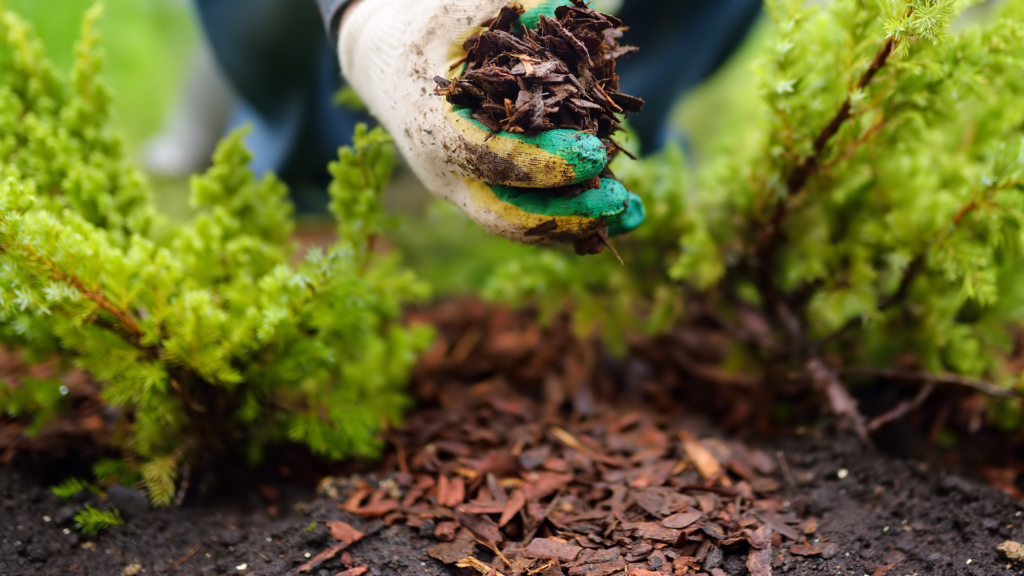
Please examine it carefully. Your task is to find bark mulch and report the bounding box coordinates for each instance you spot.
[434,1,642,148]
[331,376,796,576]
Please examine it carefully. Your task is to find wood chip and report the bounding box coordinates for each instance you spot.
[435,520,459,542]
[661,511,701,530]
[790,543,827,556]
[621,522,683,544]
[567,559,626,576]
[683,438,723,481]
[433,0,644,195]
[327,520,364,544]
[457,510,504,543]
[524,538,583,562]
[354,499,398,517]
[499,489,527,527]
[429,528,478,564]
[746,546,772,576]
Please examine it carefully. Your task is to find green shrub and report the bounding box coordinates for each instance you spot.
[486,0,1024,429]
[0,4,432,504]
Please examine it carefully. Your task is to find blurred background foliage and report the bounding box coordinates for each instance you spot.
[6,0,196,149]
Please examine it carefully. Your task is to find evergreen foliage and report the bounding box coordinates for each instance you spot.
[487,0,1024,428]
[73,504,121,536]
[92,457,141,487]
[0,3,431,504]
[51,476,90,500]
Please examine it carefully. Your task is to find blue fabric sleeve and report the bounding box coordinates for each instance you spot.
[316,0,353,41]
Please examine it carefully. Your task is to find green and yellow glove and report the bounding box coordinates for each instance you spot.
[339,0,645,245]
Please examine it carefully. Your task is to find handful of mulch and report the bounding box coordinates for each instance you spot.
[434,1,644,254]
[432,0,638,145]
[435,0,642,146]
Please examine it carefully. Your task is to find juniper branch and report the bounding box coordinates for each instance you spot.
[749,32,901,343]
[757,34,898,254]
[0,239,164,364]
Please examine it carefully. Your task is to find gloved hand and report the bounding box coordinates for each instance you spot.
[338,0,645,245]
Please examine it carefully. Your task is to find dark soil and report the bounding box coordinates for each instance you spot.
[2,428,1023,576]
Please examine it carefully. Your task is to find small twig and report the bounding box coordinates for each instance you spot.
[597,234,624,266]
[949,178,1024,229]
[756,35,898,249]
[667,347,759,388]
[820,115,888,172]
[387,433,409,475]
[165,543,201,572]
[951,199,978,227]
[175,464,191,507]
[806,358,870,442]
[607,136,637,160]
[776,450,795,489]
[476,539,511,567]
[838,367,1024,400]
[868,381,936,431]
[448,54,469,71]
[528,561,555,575]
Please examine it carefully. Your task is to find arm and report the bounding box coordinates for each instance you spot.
[316,0,355,42]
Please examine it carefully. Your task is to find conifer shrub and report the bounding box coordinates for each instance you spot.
[486,0,1024,432]
[0,4,432,504]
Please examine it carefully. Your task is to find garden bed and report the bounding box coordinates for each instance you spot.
[3,426,1023,575]
[3,301,1024,576]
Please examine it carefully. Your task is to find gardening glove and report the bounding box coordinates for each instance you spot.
[338,0,646,244]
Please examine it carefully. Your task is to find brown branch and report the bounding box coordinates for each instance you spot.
[807,358,870,442]
[820,115,888,172]
[951,200,978,227]
[838,367,1024,400]
[868,381,935,431]
[62,274,143,338]
[763,35,898,227]
[949,178,1024,229]
[166,543,202,572]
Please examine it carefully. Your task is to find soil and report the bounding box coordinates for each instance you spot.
[2,429,1023,576]
[4,301,1024,576]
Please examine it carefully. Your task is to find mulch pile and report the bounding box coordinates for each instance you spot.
[435,1,642,147]
[326,382,814,576]
[309,303,824,576]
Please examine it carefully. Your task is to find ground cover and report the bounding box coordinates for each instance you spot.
[4,300,1024,576]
